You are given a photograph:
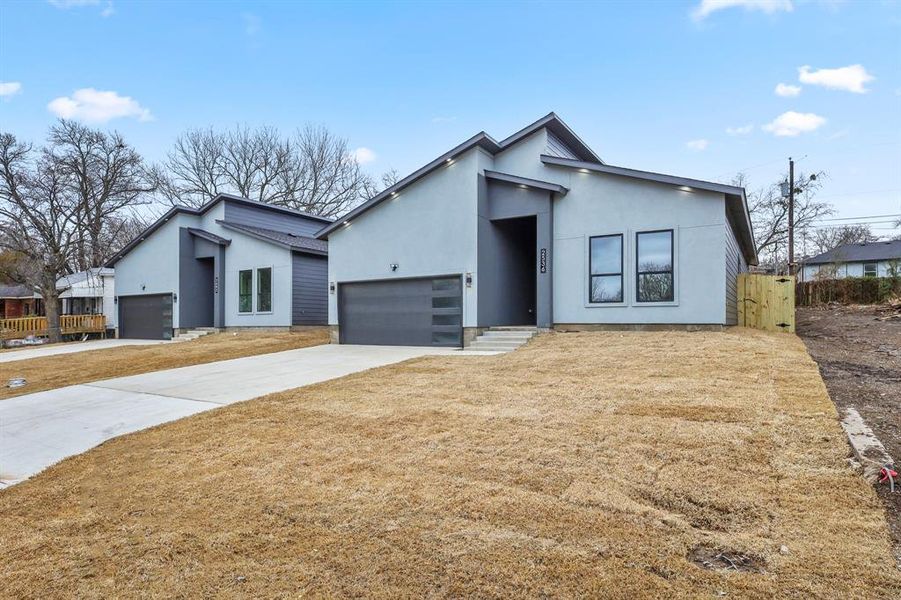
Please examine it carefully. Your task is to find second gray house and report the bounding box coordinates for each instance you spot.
[318,113,758,347]
[107,194,330,339]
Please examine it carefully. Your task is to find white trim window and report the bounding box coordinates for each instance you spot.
[863,262,878,278]
[636,229,674,303]
[238,269,253,313]
[257,267,273,313]
[589,234,624,303]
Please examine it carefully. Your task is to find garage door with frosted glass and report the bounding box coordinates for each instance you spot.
[118,293,173,340]
[338,276,462,347]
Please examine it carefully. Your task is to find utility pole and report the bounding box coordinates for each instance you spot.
[787,157,795,276]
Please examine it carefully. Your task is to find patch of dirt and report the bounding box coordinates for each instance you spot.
[797,305,901,564]
[688,545,766,573]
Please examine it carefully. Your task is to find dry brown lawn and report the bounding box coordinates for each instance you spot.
[0,329,328,400]
[1,329,898,598]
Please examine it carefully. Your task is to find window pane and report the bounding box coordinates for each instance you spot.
[432,295,461,309]
[238,270,252,313]
[863,263,877,277]
[257,268,272,312]
[590,275,623,303]
[637,231,672,272]
[590,235,622,275]
[638,273,674,302]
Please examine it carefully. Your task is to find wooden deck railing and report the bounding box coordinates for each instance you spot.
[0,315,107,340]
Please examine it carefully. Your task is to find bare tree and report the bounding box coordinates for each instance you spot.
[49,120,157,270]
[0,123,153,341]
[0,132,82,342]
[734,171,832,272]
[807,224,877,255]
[160,124,392,217]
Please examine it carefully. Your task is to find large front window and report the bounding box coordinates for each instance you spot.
[238,269,253,313]
[257,267,272,312]
[589,234,623,303]
[636,230,674,302]
[863,263,877,278]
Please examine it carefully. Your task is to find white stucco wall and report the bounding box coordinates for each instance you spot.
[551,173,727,324]
[102,273,116,327]
[115,213,198,329]
[326,146,484,326]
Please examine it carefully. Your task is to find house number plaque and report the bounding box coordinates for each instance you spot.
[539,248,547,273]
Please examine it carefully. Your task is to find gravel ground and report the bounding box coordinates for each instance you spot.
[797,305,901,565]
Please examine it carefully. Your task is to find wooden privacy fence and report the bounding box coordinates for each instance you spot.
[737,274,795,333]
[0,315,107,340]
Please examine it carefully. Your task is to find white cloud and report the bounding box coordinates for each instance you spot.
[692,0,793,21]
[0,81,22,99]
[242,12,261,36]
[686,139,709,151]
[48,0,114,17]
[726,123,754,135]
[798,64,873,93]
[351,147,376,164]
[47,88,152,123]
[763,111,826,136]
[775,83,801,97]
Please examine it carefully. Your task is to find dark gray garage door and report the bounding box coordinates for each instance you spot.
[339,276,462,347]
[118,294,173,340]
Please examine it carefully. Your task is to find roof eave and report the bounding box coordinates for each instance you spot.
[541,154,758,265]
[484,170,569,195]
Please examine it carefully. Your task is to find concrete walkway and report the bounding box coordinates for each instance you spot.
[0,339,168,364]
[0,344,493,486]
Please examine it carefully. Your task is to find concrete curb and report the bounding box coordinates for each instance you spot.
[841,407,893,484]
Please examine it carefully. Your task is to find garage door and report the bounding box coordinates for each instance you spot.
[118,294,173,340]
[339,276,462,347]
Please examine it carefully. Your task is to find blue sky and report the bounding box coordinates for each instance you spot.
[1,0,899,236]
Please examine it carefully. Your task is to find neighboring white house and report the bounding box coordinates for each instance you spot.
[799,240,901,282]
[318,113,758,347]
[57,268,116,329]
[106,194,330,339]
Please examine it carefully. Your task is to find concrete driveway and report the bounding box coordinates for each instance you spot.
[0,344,481,486]
[0,338,169,364]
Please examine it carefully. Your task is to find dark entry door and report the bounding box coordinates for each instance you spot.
[338,276,462,347]
[118,294,173,340]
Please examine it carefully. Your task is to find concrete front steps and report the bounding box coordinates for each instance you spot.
[465,326,538,353]
[172,327,220,342]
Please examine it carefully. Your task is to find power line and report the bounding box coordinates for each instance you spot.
[813,213,901,222]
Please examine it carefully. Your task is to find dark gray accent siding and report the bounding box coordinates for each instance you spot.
[477,176,554,328]
[292,253,328,325]
[546,131,580,160]
[179,228,220,328]
[725,212,748,325]
[224,200,324,237]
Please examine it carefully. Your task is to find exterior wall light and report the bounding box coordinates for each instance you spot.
[329,282,336,294]
[390,263,399,272]
[173,293,178,302]
[465,273,473,287]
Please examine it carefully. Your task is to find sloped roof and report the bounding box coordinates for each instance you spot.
[106,194,333,266]
[804,240,901,265]
[217,221,328,255]
[540,155,757,265]
[316,113,599,238]
[187,227,231,246]
[0,284,36,298]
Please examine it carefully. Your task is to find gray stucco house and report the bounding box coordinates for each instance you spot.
[318,113,758,347]
[107,194,330,339]
[800,240,901,282]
